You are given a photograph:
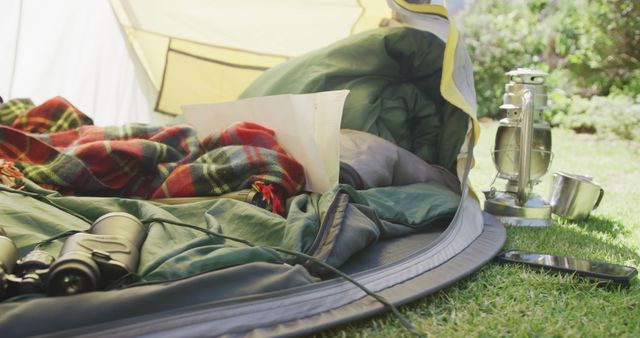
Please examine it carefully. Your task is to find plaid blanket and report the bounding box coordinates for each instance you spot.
[0,97,305,213]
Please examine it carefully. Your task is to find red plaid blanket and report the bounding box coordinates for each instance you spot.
[0,97,305,213]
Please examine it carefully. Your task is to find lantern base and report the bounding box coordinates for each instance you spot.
[484,190,552,227]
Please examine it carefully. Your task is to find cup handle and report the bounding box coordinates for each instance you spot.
[593,188,604,210]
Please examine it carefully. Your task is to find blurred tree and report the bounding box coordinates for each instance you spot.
[457,0,545,117]
[551,0,640,96]
[457,0,640,118]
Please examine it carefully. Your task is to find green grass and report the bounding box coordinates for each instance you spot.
[316,121,640,337]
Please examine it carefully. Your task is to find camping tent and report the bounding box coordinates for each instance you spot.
[0,0,506,336]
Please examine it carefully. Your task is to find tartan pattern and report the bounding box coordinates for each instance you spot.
[0,98,305,202]
[0,96,93,133]
[0,98,34,126]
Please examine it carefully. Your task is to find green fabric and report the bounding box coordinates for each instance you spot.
[0,185,327,283]
[340,182,460,238]
[0,178,459,289]
[312,202,381,273]
[240,27,469,174]
[357,182,460,228]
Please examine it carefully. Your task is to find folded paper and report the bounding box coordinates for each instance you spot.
[182,90,349,192]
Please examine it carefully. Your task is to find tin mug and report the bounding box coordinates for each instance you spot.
[549,172,604,220]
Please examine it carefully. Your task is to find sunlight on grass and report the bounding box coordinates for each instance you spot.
[319,122,640,337]
[473,121,640,257]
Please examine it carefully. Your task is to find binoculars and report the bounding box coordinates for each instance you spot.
[0,212,146,299]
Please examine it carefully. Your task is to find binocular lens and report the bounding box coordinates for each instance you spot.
[47,258,99,296]
[60,274,88,295]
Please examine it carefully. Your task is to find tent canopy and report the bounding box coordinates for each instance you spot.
[0,2,505,337]
[111,0,392,114]
[110,0,480,177]
[0,0,476,134]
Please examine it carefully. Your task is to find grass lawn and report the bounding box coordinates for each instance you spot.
[318,121,640,337]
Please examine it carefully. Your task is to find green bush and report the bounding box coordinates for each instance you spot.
[550,0,640,96]
[551,94,640,141]
[457,0,640,120]
[457,0,545,118]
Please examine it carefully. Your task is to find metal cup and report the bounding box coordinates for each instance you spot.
[549,172,604,220]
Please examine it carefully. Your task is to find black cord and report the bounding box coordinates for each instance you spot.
[0,185,93,225]
[1,184,425,336]
[143,217,255,247]
[104,272,143,290]
[272,245,425,337]
[141,217,426,337]
[0,186,92,250]
[34,230,85,249]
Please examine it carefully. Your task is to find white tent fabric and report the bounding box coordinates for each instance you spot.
[0,0,472,130]
[0,0,157,126]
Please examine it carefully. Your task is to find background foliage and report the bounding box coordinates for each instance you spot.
[457,0,640,140]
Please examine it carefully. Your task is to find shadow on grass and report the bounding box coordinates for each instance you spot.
[556,215,631,237]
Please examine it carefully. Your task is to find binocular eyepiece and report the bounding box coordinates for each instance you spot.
[1,212,146,299]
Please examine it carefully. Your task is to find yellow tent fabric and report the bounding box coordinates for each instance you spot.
[110,1,475,118]
[111,0,479,182]
[110,0,392,114]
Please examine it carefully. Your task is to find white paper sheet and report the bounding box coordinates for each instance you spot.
[181,90,349,193]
